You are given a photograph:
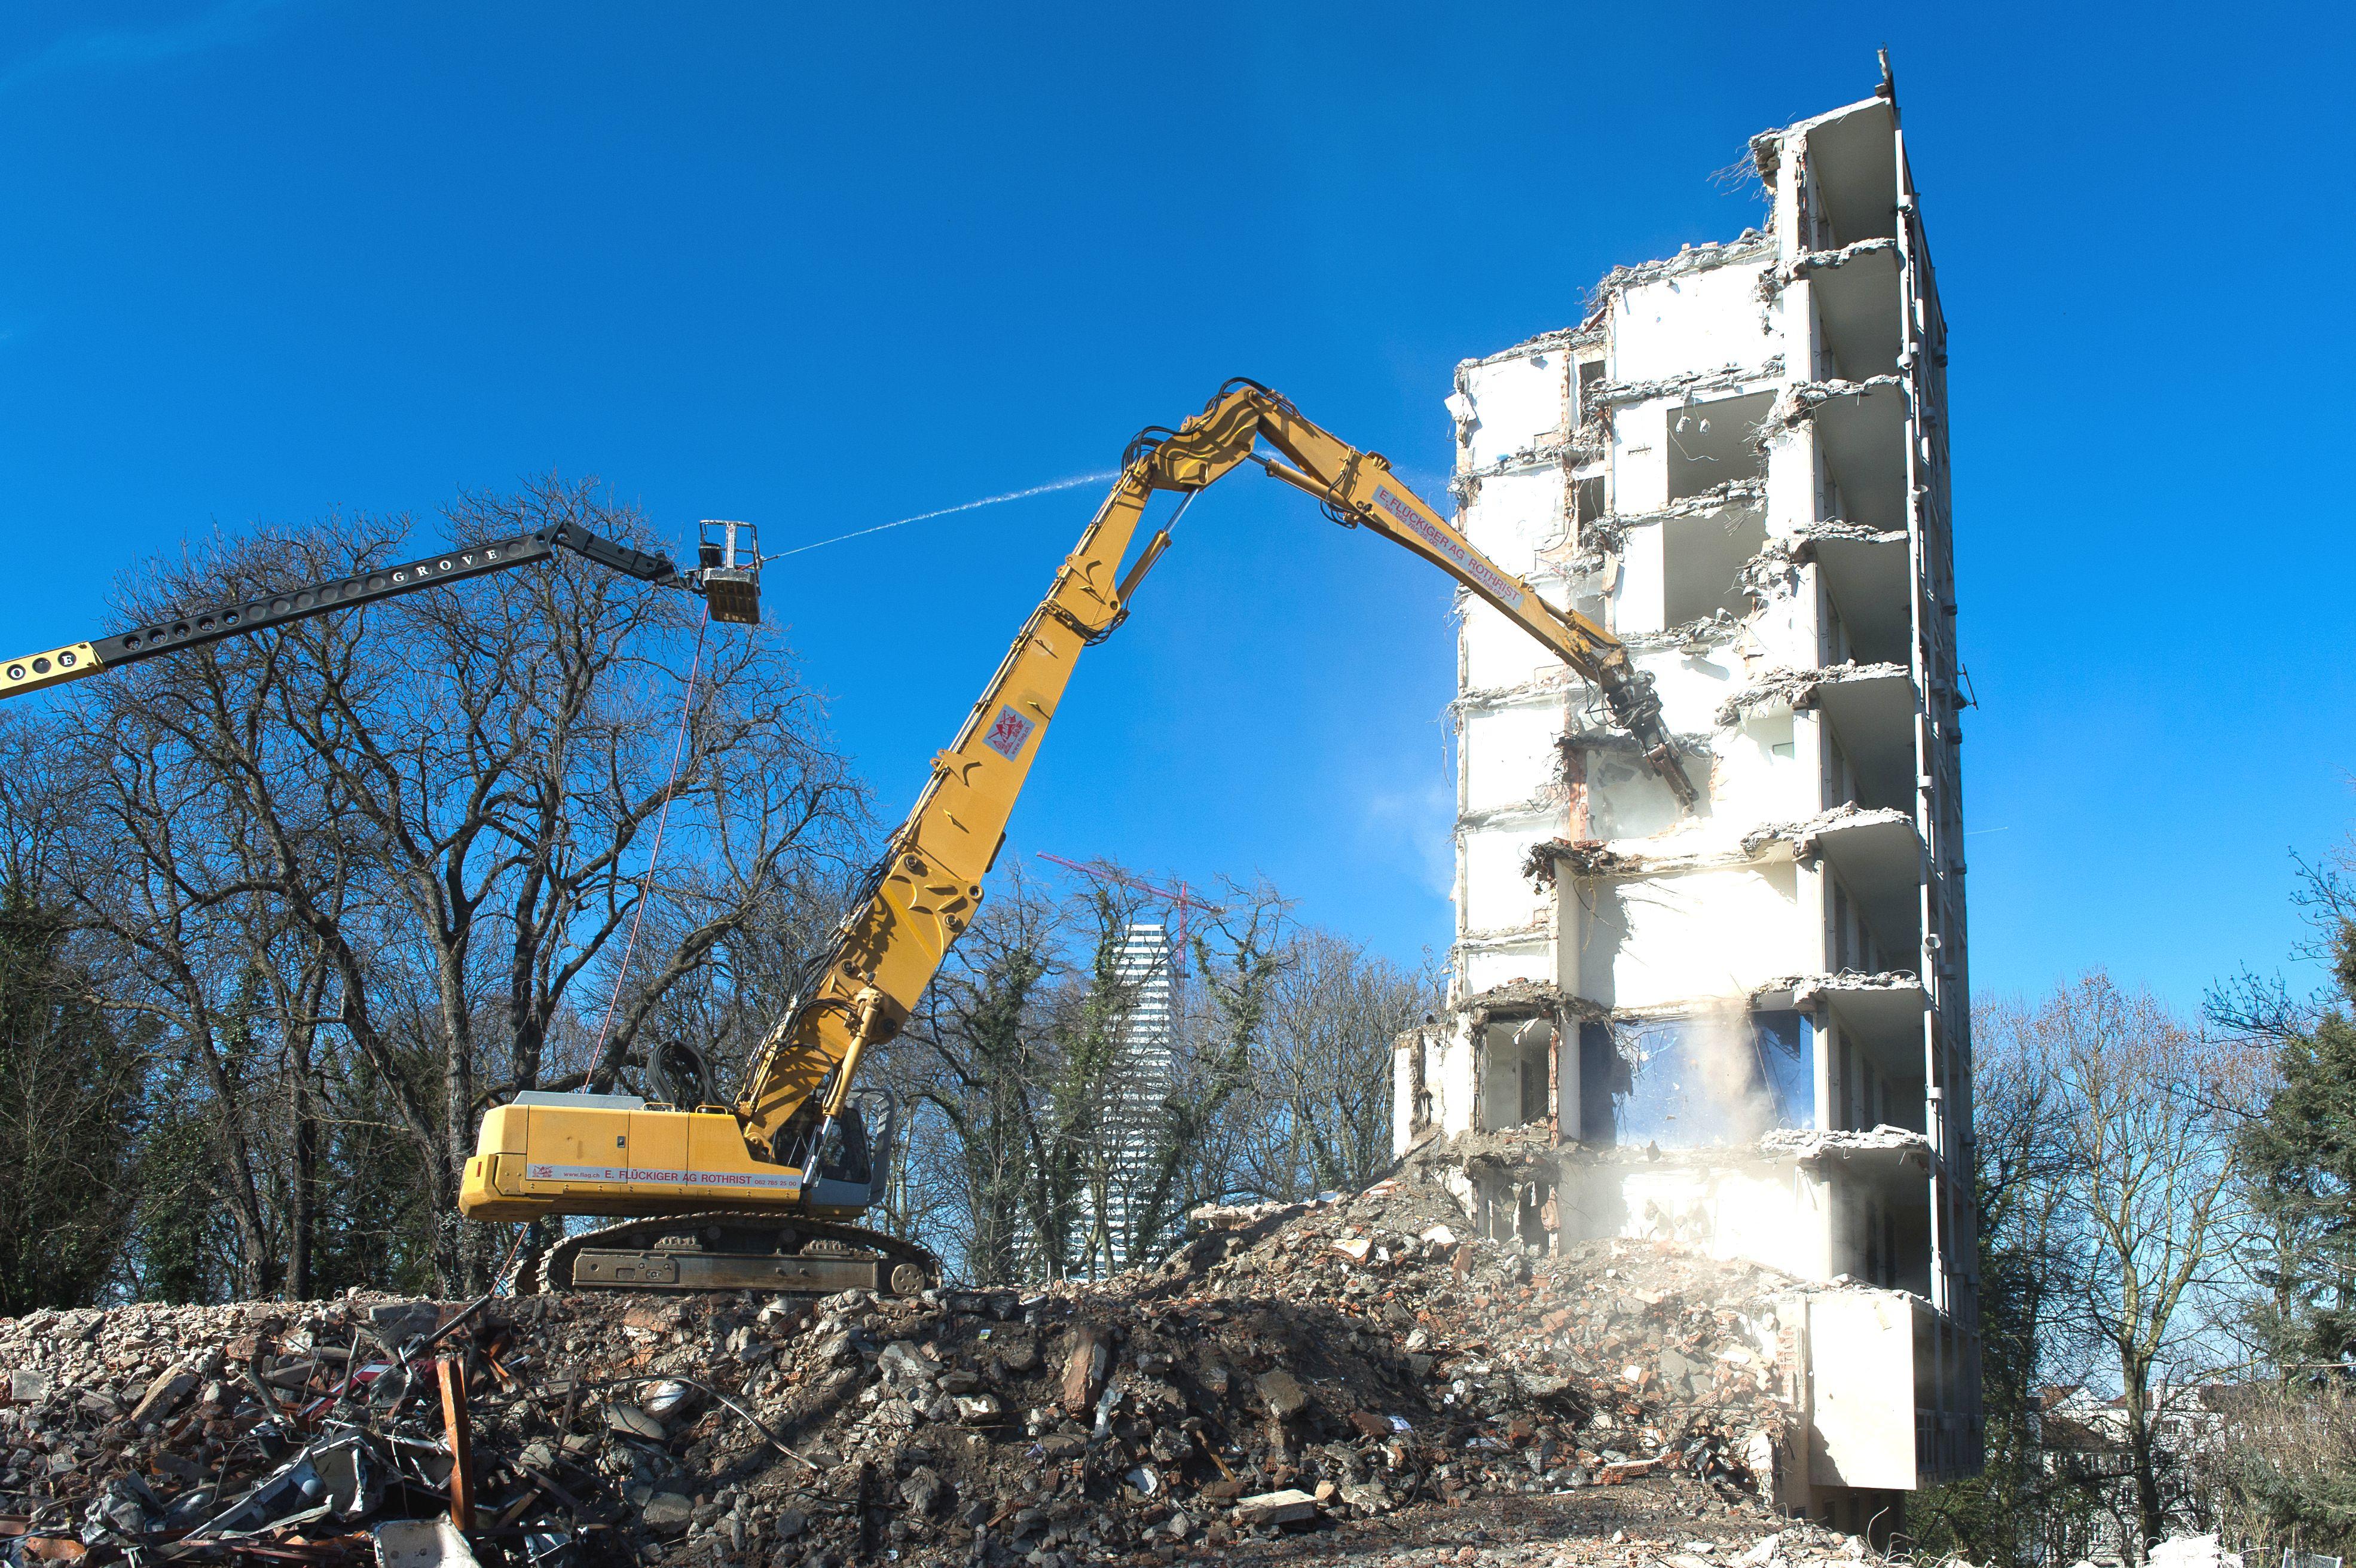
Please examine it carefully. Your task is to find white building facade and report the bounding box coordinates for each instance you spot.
[1394,81,1979,1528]
[1093,921,1176,1272]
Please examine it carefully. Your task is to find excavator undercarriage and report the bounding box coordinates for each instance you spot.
[479,1082,934,1297]
[521,1212,936,1297]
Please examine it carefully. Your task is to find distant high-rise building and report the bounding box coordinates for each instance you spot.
[1089,921,1175,1273]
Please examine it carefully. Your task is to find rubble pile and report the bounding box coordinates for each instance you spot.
[1170,1177,1793,1497]
[0,1189,1826,1568]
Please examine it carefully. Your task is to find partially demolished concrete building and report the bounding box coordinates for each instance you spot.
[1395,78,1979,1527]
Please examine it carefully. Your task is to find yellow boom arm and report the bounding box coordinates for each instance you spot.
[732,380,1694,1162]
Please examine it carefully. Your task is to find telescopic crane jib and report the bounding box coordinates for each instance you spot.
[460,380,1697,1296]
[0,518,765,701]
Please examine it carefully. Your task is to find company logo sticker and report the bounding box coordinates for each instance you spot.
[1372,484,1525,607]
[982,705,1035,760]
[524,1162,800,1190]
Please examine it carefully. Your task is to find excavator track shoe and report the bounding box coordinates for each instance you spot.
[524,1211,937,1297]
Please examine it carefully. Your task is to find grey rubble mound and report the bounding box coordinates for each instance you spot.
[0,1187,1854,1568]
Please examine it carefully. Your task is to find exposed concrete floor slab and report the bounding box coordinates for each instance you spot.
[1810,533,1910,665]
[1808,812,1923,953]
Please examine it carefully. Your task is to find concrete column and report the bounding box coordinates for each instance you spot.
[1812,1010,1837,1137]
[1550,1024,1573,1148]
[1556,874,1585,999]
[1392,1033,1421,1158]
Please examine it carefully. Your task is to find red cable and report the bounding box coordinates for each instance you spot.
[592,606,711,1066]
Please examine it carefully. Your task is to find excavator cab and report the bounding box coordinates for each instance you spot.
[695,519,762,625]
[770,1087,900,1208]
[834,1087,899,1207]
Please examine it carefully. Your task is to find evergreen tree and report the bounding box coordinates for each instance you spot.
[2201,854,2356,1563]
[313,1051,436,1295]
[0,892,143,1313]
[2236,915,2356,1370]
[127,1063,233,1304]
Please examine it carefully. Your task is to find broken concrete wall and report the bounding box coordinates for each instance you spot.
[1563,865,1810,1010]
[1420,77,1980,1506]
[1560,1156,1831,1280]
[1611,244,1777,385]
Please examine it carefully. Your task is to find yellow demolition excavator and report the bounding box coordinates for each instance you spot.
[2,380,1697,1295]
[457,380,1697,1294]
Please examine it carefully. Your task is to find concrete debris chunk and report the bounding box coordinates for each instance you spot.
[603,1401,666,1440]
[949,1392,1001,1423]
[1233,1487,1319,1527]
[1255,1369,1311,1420]
[365,1301,442,1347]
[128,1366,200,1424]
[1058,1321,1111,1414]
[637,1491,694,1532]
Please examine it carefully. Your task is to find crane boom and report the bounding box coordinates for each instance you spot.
[0,519,762,702]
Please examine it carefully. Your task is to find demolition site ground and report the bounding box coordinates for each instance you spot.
[0,1162,1911,1568]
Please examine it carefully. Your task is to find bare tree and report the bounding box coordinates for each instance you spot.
[60,481,864,1292]
[60,664,326,1296]
[1920,997,2104,1567]
[1223,928,1436,1205]
[897,862,1431,1283]
[2021,972,2259,1562]
[1105,880,1292,1267]
[897,866,1065,1284]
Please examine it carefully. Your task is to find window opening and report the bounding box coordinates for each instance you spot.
[1578,1022,1621,1145]
[1575,357,1607,422]
[1572,474,1605,534]
[1479,1019,1554,1133]
[1665,393,1771,503]
[1600,1010,1817,1147]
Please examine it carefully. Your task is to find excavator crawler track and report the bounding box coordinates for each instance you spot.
[524,1211,937,1298]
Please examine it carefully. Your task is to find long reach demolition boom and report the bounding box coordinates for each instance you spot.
[460,379,1696,1294]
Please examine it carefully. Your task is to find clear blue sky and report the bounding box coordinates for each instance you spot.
[3,2,2349,1015]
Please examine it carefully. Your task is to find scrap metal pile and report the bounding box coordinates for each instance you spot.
[0,1180,1834,1568]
